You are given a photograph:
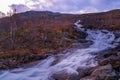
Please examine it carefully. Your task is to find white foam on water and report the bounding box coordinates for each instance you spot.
[0,20,120,80]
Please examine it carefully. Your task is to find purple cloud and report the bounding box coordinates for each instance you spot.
[9,0,120,14]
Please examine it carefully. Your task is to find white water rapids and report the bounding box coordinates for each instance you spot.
[0,20,120,80]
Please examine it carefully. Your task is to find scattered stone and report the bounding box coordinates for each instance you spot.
[103,52,117,58]
[51,70,79,80]
[91,64,117,80]
[76,31,88,39]
[99,55,120,66]
[104,76,120,80]
[80,76,99,80]
[77,67,95,78]
[117,52,120,56]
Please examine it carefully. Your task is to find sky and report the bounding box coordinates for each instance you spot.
[0,0,120,15]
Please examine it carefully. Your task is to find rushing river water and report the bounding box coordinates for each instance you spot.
[0,20,120,80]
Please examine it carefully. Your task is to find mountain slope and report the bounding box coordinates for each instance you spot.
[1,9,120,31]
[80,9,120,30]
[0,9,120,69]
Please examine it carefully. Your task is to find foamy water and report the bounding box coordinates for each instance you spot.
[0,20,120,80]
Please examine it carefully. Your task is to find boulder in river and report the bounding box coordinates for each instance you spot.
[91,64,117,80]
[51,69,79,80]
[80,76,99,80]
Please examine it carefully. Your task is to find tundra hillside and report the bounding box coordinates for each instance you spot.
[0,9,120,69]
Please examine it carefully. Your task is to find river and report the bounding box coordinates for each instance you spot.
[0,20,120,80]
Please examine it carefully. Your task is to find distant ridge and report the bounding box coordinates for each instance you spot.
[0,11,5,18]
[0,9,120,31]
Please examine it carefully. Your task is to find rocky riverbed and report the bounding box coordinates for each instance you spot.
[80,49,120,80]
[0,20,119,80]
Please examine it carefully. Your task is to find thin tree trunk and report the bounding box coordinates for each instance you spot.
[10,17,14,49]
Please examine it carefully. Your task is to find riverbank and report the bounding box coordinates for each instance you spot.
[79,47,120,80]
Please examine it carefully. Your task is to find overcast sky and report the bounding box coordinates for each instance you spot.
[0,0,120,14]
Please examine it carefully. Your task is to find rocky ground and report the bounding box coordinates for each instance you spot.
[0,51,48,69]
[80,48,120,80]
[0,10,120,80]
[50,46,120,80]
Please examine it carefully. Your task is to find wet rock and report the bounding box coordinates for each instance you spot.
[77,67,95,78]
[115,44,120,51]
[51,70,79,80]
[76,31,88,39]
[117,52,120,56]
[114,31,120,36]
[104,76,120,80]
[99,58,110,66]
[95,49,115,60]
[99,55,120,67]
[80,76,99,80]
[91,64,117,80]
[103,52,117,58]
[51,67,96,80]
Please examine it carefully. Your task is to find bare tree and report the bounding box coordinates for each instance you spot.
[7,9,16,49]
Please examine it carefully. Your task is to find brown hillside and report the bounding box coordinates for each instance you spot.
[0,10,120,69]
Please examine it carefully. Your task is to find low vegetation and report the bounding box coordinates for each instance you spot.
[0,9,120,69]
[0,18,77,69]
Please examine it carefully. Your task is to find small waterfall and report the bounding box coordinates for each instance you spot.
[0,20,120,80]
